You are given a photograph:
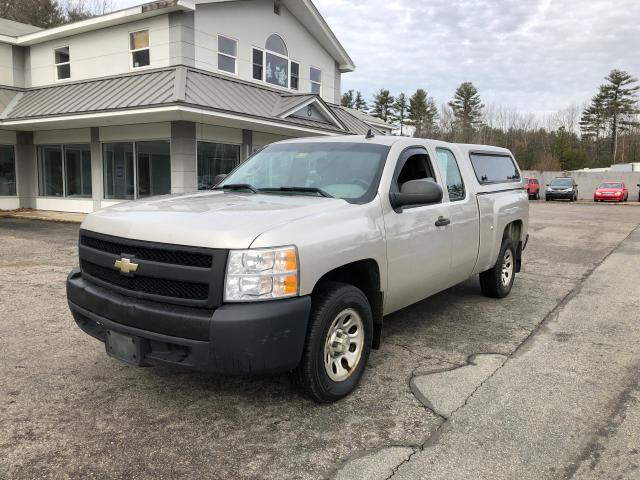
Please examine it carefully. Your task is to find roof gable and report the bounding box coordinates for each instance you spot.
[273,94,345,130]
[194,0,354,72]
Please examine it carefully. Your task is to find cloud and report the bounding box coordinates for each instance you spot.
[314,0,640,114]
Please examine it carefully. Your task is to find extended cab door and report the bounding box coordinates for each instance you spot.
[435,146,480,284]
[383,147,453,313]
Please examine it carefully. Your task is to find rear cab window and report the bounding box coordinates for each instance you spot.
[469,152,520,185]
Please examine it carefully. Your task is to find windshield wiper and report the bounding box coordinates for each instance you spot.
[259,186,333,198]
[214,183,259,193]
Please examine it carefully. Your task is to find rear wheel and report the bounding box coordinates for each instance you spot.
[480,239,516,299]
[293,282,373,403]
[535,192,540,200]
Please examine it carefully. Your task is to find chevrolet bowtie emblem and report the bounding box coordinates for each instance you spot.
[114,257,139,274]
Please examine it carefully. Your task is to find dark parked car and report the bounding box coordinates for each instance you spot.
[545,177,578,201]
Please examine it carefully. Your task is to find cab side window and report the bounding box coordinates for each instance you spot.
[436,148,465,201]
[396,152,435,189]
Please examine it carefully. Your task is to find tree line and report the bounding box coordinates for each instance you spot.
[341,70,640,171]
[0,0,112,28]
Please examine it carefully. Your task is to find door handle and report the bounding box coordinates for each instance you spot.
[435,216,450,227]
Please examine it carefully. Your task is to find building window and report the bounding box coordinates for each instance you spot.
[197,142,240,190]
[65,145,92,197]
[252,48,264,81]
[0,145,16,196]
[54,46,70,80]
[38,145,64,197]
[38,144,91,198]
[310,67,322,94]
[218,35,237,74]
[103,143,134,199]
[291,61,299,90]
[136,141,171,198]
[130,30,150,68]
[103,141,170,200]
[265,34,289,88]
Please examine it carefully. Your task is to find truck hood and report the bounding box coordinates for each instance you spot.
[82,191,349,249]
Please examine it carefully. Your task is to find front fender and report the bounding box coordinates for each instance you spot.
[249,198,387,297]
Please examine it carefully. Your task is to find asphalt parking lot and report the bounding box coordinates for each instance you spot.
[1,201,639,480]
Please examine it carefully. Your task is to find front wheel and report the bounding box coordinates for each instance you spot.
[292,282,373,403]
[480,239,516,298]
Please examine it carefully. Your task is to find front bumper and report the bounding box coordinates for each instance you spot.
[546,191,574,199]
[595,194,623,201]
[67,268,311,374]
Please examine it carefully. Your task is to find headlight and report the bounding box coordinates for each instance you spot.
[224,246,299,302]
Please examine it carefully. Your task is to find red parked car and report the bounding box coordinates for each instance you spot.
[523,177,540,200]
[594,182,628,202]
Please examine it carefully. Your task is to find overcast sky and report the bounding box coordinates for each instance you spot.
[116,0,640,114]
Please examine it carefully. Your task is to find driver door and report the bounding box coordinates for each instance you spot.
[383,147,453,313]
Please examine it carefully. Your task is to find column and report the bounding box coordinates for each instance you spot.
[15,131,35,209]
[170,121,197,194]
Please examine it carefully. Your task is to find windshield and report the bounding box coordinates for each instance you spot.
[218,142,390,202]
[598,183,622,189]
[550,178,573,187]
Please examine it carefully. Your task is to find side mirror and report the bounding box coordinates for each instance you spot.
[546,184,549,187]
[389,179,443,210]
[637,184,640,187]
[575,184,579,187]
[213,174,228,186]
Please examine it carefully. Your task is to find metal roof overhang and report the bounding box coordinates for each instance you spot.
[0,104,337,136]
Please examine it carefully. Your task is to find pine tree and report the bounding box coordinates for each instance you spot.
[448,82,484,142]
[340,90,355,109]
[600,70,639,163]
[580,92,607,166]
[408,89,438,138]
[393,93,409,135]
[354,91,367,112]
[371,89,395,122]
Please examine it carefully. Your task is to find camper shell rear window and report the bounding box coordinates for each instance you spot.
[469,152,520,185]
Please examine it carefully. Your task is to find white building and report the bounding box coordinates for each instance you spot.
[0,0,380,213]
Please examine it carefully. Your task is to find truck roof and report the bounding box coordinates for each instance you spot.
[277,135,513,156]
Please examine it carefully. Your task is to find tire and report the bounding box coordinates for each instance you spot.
[479,239,516,299]
[535,192,540,200]
[545,196,550,202]
[292,282,373,403]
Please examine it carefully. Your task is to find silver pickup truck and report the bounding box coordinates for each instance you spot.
[67,135,529,402]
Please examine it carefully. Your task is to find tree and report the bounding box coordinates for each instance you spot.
[340,90,355,109]
[0,0,112,28]
[600,69,639,163]
[371,89,394,122]
[580,92,607,166]
[393,93,409,135]
[448,82,484,142]
[553,126,588,171]
[407,89,438,138]
[354,91,368,112]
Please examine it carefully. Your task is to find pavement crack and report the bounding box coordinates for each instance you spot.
[388,342,463,367]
